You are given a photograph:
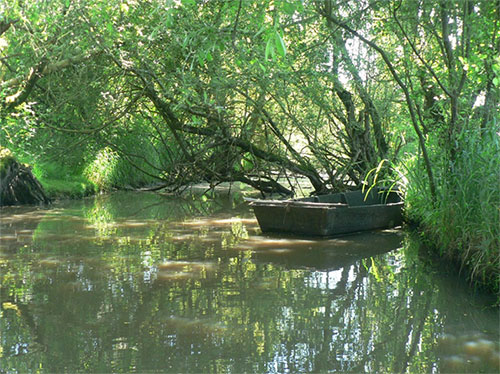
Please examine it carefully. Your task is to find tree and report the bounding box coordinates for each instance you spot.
[3,0,407,195]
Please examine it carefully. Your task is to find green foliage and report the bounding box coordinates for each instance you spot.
[32,161,95,199]
[265,29,286,61]
[405,127,500,294]
[84,147,120,191]
[83,147,140,191]
[39,178,94,200]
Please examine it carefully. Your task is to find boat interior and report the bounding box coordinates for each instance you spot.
[298,189,401,206]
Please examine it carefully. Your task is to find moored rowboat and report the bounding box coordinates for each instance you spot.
[250,189,403,236]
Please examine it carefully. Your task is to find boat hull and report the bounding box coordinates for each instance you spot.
[251,190,403,236]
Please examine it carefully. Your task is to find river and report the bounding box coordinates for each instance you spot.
[0,191,498,373]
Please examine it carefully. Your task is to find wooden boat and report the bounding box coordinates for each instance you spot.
[249,188,403,236]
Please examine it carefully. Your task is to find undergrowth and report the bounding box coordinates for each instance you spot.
[405,128,500,296]
[32,162,95,199]
[83,146,158,191]
[8,141,161,200]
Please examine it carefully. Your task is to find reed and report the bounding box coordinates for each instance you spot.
[405,128,500,295]
[84,145,159,191]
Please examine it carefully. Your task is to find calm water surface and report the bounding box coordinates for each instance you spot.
[0,191,498,373]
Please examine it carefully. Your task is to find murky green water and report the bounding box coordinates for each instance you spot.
[1,191,498,373]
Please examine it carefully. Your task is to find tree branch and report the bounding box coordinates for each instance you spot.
[392,1,452,98]
[318,6,437,201]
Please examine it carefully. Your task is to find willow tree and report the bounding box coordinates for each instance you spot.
[3,0,497,198]
[2,0,404,195]
[0,0,115,170]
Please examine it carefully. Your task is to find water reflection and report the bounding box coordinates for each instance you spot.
[0,191,498,373]
[437,333,500,372]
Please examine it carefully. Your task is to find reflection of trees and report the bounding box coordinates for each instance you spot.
[348,253,439,373]
[1,194,497,372]
[0,230,438,372]
[0,207,48,252]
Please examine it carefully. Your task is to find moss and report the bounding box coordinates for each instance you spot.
[1,151,51,206]
[0,155,17,180]
[0,147,17,180]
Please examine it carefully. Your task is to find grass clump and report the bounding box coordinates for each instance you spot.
[405,128,500,295]
[84,147,121,191]
[84,146,158,191]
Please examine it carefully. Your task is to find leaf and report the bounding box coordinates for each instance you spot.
[492,63,500,75]
[282,1,296,15]
[255,26,266,38]
[165,15,174,28]
[197,52,205,66]
[274,31,286,58]
[493,77,499,87]
[206,51,213,62]
[265,37,274,61]
[362,159,388,198]
[181,0,196,6]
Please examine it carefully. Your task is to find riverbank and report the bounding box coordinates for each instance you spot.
[403,130,500,301]
[37,174,95,200]
[409,224,499,301]
[412,221,499,301]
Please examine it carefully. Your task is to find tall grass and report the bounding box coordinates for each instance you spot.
[18,136,162,199]
[405,128,500,294]
[84,145,159,192]
[84,147,121,191]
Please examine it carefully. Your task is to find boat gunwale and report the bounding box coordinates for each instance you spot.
[249,200,403,209]
[250,200,347,209]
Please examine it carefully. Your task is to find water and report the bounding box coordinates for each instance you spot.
[0,191,498,373]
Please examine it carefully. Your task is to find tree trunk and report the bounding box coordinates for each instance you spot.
[0,156,50,206]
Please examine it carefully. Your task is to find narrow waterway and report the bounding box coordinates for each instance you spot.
[0,191,498,373]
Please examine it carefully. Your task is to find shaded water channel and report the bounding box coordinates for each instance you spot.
[1,191,498,373]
